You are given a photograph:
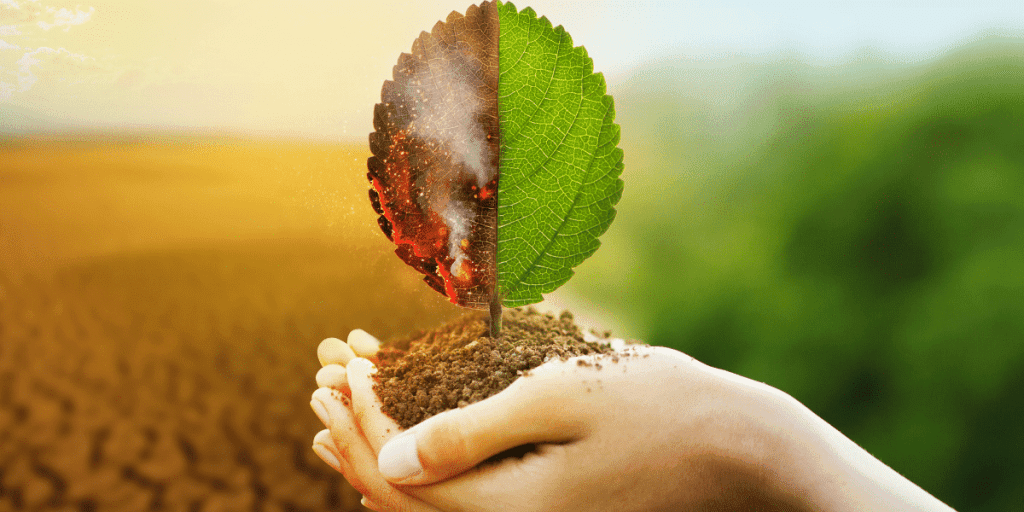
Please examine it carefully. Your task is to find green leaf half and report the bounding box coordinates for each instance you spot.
[496,1,625,306]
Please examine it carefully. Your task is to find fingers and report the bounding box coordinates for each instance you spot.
[318,337,357,366]
[316,330,382,391]
[311,388,442,512]
[347,357,404,452]
[312,429,344,472]
[371,372,587,486]
[315,364,348,389]
[311,388,365,487]
[347,329,381,357]
[361,496,385,511]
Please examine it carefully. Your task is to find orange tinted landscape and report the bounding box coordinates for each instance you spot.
[0,139,459,511]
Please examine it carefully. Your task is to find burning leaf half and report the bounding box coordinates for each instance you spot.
[368,1,499,309]
[367,0,623,309]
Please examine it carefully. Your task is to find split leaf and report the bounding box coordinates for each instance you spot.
[367,1,623,309]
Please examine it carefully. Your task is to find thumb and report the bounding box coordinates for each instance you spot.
[376,374,584,486]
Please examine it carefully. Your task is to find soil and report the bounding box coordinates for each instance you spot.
[374,307,616,429]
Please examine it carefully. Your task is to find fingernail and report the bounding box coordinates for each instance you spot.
[347,356,376,375]
[318,337,357,367]
[310,398,330,426]
[316,364,348,390]
[361,496,382,511]
[377,431,422,481]
[348,329,381,357]
[314,428,332,446]
[312,387,346,427]
[312,443,341,471]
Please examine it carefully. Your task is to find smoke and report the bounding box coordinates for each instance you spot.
[440,201,473,278]
[404,42,496,278]
[404,46,495,189]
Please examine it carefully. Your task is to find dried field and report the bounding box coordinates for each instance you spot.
[0,138,460,512]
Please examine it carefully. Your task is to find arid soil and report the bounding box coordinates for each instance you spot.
[0,139,459,512]
[375,308,614,429]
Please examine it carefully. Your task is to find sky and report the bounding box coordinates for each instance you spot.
[1,0,1022,140]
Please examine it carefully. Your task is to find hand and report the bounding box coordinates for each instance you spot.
[309,330,955,512]
[309,331,805,511]
[309,329,433,510]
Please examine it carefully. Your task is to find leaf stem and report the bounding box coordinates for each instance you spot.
[489,295,502,338]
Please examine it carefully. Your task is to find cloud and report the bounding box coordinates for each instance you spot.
[1,1,94,32]
[0,0,44,25]
[0,1,106,102]
[37,6,93,31]
[2,46,109,98]
[0,79,14,100]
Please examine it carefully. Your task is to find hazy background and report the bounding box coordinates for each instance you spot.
[3,1,1024,511]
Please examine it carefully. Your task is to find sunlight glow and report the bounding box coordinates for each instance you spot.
[0,0,1021,139]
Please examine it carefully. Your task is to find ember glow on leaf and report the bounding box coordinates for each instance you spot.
[368,1,499,309]
[367,1,623,311]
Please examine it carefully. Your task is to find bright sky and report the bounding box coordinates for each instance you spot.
[1,0,1021,140]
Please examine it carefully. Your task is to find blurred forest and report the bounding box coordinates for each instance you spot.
[572,36,1024,511]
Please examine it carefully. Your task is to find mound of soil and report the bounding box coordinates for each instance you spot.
[374,307,615,429]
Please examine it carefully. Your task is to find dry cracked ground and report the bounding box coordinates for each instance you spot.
[0,139,459,512]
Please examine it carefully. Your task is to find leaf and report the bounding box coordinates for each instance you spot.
[367,1,500,309]
[495,1,624,306]
[366,1,623,309]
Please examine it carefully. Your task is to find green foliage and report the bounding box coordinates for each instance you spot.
[495,1,624,306]
[572,37,1024,512]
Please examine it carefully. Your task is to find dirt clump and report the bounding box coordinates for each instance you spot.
[374,307,614,429]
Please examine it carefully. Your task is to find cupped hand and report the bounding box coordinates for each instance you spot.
[308,331,812,512]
